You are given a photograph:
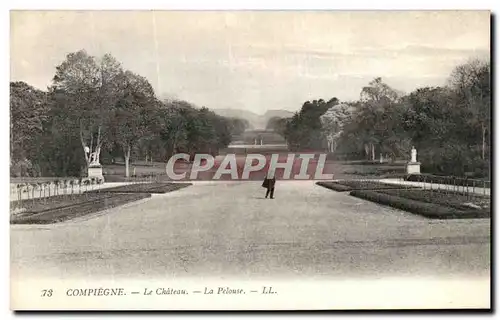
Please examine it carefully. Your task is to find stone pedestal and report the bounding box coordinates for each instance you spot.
[88,165,104,181]
[406,162,421,174]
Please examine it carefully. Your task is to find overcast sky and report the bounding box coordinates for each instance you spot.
[11,10,490,114]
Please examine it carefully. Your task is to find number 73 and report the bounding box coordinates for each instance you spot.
[41,289,53,297]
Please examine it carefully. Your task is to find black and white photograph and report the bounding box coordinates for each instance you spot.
[9,10,491,310]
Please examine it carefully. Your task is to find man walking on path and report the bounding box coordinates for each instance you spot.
[262,174,276,199]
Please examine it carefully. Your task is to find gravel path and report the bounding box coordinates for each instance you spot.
[11,180,490,282]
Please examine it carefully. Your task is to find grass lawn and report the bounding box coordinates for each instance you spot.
[88,182,192,194]
[103,163,167,176]
[341,167,406,178]
[322,161,406,180]
[339,160,407,166]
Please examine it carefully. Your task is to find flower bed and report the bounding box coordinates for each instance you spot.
[316,181,353,192]
[316,180,422,192]
[11,193,113,215]
[11,193,151,224]
[376,188,490,213]
[350,190,490,219]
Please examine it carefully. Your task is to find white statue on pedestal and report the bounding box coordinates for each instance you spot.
[85,146,101,166]
[84,145,104,181]
[406,146,420,174]
[90,152,100,165]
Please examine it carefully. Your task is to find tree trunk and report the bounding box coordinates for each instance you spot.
[80,125,90,167]
[482,124,486,160]
[364,144,369,160]
[95,145,101,164]
[95,126,102,164]
[371,143,375,161]
[80,124,102,167]
[124,145,131,178]
[172,139,178,155]
[89,133,94,163]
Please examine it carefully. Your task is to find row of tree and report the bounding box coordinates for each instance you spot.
[267,59,491,178]
[10,50,249,178]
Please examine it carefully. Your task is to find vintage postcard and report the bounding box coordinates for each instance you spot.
[9,10,491,310]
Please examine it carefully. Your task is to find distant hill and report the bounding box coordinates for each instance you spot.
[263,109,295,121]
[211,109,260,129]
[212,108,295,129]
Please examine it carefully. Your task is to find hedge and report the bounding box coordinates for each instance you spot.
[349,190,490,219]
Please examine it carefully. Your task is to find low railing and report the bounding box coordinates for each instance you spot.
[11,177,106,202]
[380,176,490,207]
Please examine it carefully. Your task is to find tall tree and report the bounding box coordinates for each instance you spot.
[360,77,401,103]
[267,116,289,139]
[352,78,404,160]
[449,59,491,160]
[109,71,157,177]
[284,98,335,150]
[51,50,125,169]
[10,81,48,163]
[320,103,353,153]
[228,117,249,136]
